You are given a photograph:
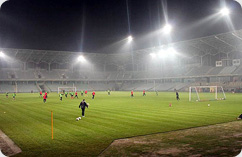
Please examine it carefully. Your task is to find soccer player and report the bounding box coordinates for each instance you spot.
[92,91,95,99]
[143,89,146,96]
[237,114,242,120]
[108,89,111,95]
[45,92,48,98]
[85,90,88,96]
[40,91,42,97]
[75,91,78,99]
[131,90,134,97]
[156,90,158,96]
[176,91,180,101]
[79,99,88,117]
[81,90,84,96]
[65,91,68,98]
[43,93,47,103]
[6,92,8,98]
[12,93,16,100]
[59,93,63,101]
[71,92,74,99]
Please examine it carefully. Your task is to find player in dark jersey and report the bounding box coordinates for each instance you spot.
[79,99,89,117]
[176,91,180,101]
[237,114,242,120]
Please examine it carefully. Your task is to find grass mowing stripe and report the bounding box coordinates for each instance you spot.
[1,92,242,156]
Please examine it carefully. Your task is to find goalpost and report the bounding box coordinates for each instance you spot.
[58,87,76,94]
[189,86,226,102]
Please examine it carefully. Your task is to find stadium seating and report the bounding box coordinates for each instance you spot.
[207,67,224,75]
[219,66,237,75]
[0,84,15,93]
[233,65,242,75]
[186,66,212,76]
[1,64,242,93]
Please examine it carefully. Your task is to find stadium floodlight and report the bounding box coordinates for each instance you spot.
[0,51,5,58]
[127,36,133,43]
[220,8,230,16]
[150,53,156,58]
[77,55,86,62]
[162,24,172,34]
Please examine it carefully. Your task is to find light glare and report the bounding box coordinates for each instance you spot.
[128,36,133,42]
[0,51,5,58]
[150,47,178,59]
[220,8,230,16]
[162,24,172,34]
[167,47,177,55]
[150,53,156,58]
[78,55,85,62]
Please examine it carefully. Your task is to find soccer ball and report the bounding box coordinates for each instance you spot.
[208,104,210,107]
[76,117,81,121]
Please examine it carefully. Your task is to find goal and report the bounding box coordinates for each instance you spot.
[189,86,226,102]
[58,87,76,94]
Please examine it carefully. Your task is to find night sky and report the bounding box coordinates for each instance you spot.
[0,0,242,53]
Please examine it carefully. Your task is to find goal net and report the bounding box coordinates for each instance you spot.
[189,86,226,102]
[58,87,76,94]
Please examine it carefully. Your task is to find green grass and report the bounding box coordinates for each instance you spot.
[0,92,242,156]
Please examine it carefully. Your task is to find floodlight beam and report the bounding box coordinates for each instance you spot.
[0,51,5,58]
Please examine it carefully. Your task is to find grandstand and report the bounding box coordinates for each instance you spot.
[0,30,242,93]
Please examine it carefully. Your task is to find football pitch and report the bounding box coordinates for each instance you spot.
[0,91,242,156]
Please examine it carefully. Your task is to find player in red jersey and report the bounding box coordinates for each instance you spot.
[85,90,88,97]
[40,91,42,97]
[75,91,78,99]
[92,91,95,99]
[43,93,47,103]
[131,90,134,97]
[143,89,146,96]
